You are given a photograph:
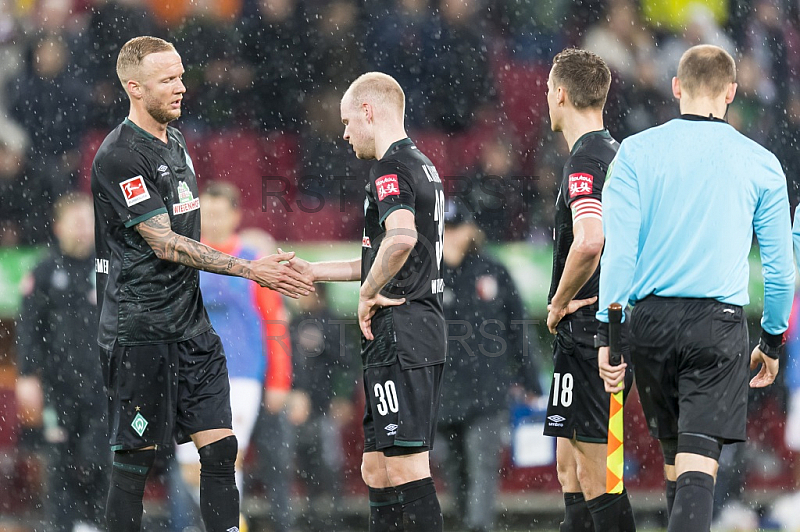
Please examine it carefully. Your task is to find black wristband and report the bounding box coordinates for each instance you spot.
[758,330,785,360]
[594,321,609,348]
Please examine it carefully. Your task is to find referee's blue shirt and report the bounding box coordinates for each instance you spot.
[597,116,794,336]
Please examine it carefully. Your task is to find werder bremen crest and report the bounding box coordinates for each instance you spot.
[131,412,148,436]
[177,181,193,203]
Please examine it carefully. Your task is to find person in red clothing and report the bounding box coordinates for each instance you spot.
[177,181,292,531]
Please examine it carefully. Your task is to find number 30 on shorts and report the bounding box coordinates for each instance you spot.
[552,372,573,407]
[374,380,400,416]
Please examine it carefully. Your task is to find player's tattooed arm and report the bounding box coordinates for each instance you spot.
[136,214,251,277]
[136,214,313,298]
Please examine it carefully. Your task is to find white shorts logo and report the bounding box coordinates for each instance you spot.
[547,414,566,427]
[385,423,398,436]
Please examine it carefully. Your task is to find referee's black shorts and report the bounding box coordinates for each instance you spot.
[629,296,750,444]
[101,328,233,451]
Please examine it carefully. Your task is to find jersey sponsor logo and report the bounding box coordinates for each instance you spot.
[157,164,169,176]
[131,412,148,436]
[173,198,200,215]
[120,176,151,207]
[376,174,400,201]
[385,423,398,436]
[362,235,371,248]
[568,173,594,198]
[173,181,200,215]
[95,258,109,274]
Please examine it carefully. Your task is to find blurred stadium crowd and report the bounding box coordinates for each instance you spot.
[2,0,800,530]
[1,0,800,244]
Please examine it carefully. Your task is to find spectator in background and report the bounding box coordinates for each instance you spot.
[424,0,495,132]
[289,285,356,532]
[308,0,366,95]
[9,33,88,193]
[15,192,108,532]
[436,199,542,532]
[364,0,433,128]
[177,181,292,531]
[457,133,533,241]
[239,0,312,132]
[78,0,156,129]
[174,5,252,130]
[0,137,53,246]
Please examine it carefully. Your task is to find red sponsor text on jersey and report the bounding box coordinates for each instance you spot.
[568,173,594,198]
[120,175,151,207]
[173,198,200,215]
[376,174,400,201]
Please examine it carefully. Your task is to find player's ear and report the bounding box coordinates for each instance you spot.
[557,86,566,107]
[671,77,681,100]
[128,79,142,100]
[725,82,737,105]
[362,102,373,123]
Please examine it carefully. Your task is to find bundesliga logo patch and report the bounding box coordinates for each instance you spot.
[376,174,400,201]
[568,173,594,198]
[120,176,150,207]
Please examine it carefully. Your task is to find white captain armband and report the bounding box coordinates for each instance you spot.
[571,197,602,223]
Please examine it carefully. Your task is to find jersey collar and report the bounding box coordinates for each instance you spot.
[382,137,414,159]
[124,118,170,144]
[679,113,727,123]
[570,129,611,155]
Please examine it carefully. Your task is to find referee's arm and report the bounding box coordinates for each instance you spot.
[754,164,795,342]
[596,146,640,324]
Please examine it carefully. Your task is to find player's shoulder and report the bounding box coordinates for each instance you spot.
[94,123,151,169]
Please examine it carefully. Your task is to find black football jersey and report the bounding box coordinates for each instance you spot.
[548,129,619,304]
[361,138,445,356]
[91,118,211,348]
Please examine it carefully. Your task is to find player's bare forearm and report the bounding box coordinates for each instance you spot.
[137,214,252,278]
[550,246,601,308]
[551,217,603,309]
[361,233,414,299]
[311,259,361,282]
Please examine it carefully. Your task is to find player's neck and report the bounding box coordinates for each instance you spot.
[679,97,728,120]
[562,111,605,152]
[375,125,408,160]
[128,107,169,143]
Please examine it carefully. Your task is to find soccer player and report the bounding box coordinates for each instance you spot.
[288,72,446,531]
[597,44,795,532]
[91,36,313,532]
[543,48,637,532]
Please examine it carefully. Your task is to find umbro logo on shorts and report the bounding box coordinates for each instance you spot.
[547,415,566,427]
[226,528,239,532]
[385,423,398,436]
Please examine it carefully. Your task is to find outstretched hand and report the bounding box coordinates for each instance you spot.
[249,251,314,298]
[749,345,779,388]
[358,292,406,340]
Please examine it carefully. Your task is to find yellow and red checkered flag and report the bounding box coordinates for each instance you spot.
[606,303,624,494]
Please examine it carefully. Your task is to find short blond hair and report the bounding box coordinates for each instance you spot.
[116,36,176,88]
[343,72,405,116]
[678,45,736,98]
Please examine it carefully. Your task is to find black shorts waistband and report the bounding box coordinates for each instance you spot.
[637,295,742,308]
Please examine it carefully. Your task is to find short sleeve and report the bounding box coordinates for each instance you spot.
[564,156,605,209]
[371,160,416,224]
[94,148,167,228]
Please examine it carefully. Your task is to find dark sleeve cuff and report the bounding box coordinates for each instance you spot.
[758,330,785,360]
[594,321,609,348]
